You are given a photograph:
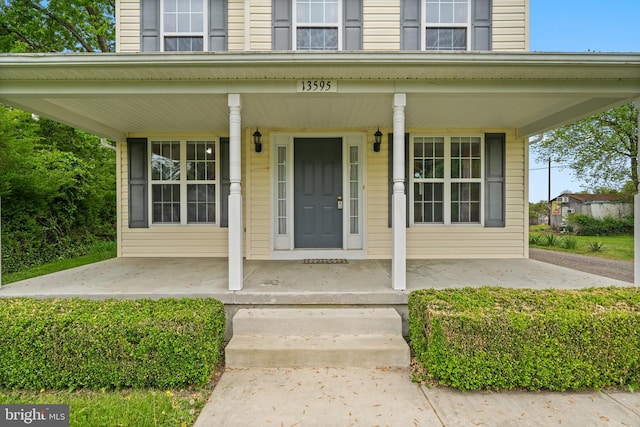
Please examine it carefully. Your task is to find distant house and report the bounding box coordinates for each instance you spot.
[551,193,633,229]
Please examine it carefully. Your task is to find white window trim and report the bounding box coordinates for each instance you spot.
[160,0,208,52]
[421,0,471,51]
[292,0,343,51]
[148,137,219,226]
[410,134,484,226]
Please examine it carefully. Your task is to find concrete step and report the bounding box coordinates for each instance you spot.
[226,308,410,368]
[225,334,410,368]
[231,308,403,336]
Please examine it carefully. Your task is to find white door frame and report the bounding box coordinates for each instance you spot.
[270,132,366,259]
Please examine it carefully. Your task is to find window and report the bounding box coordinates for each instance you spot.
[162,0,206,51]
[295,0,340,50]
[412,135,482,224]
[150,139,217,224]
[424,0,469,51]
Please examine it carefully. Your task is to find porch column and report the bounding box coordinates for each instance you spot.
[635,99,639,287]
[392,93,407,290]
[228,94,243,291]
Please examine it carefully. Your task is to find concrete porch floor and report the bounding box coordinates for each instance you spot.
[0,257,633,305]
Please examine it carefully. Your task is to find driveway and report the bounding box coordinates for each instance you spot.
[529,248,634,283]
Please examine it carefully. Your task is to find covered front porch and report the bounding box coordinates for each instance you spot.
[0,257,631,303]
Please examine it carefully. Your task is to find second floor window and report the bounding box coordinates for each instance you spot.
[424,0,469,51]
[295,0,340,50]
[162,0,206,51]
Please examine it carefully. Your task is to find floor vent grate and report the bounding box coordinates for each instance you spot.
[302,259,348,264]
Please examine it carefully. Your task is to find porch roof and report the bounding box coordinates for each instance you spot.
[1,51,639,141]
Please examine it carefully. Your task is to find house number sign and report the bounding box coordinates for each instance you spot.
[298,80,337,93]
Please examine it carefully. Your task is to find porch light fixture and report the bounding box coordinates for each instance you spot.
[373,128,383,152]
[253,128,262,153]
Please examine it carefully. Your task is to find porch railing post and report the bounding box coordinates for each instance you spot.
[228,94,243,291]
[392,93,407,291]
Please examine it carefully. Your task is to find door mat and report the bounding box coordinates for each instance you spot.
[302,259,348,264]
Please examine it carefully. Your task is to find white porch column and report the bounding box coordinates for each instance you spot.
[392,93,407,290]
[228,94,244,291]
[635,99,639,287]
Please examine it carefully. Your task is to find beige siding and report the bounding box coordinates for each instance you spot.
[248,0,273,51]
[492,0,529,51]
[228,0,245,51]
[363,0,401,50]
[406,130,526,258]
[366,129,527,259]
[245,129,271,258]
[117,0,141,53]
[119,138,240,258]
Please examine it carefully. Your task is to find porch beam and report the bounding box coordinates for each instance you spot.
[392,93,407,291]
[633,98,640,287]
[228,94,243,291]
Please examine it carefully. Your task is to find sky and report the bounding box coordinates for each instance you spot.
[527,0,640,202]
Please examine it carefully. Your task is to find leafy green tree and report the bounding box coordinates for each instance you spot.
[531,103,639,194]
[0,0,115,53]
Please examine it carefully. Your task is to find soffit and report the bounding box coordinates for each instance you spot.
[1,52,639,140]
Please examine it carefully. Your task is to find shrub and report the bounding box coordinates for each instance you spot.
[569,214,634,236]
[408,287,640,391]
[542,233,560,247]
[528,234,543,245]
[0,298,226,390]
[560,236,579,250]
[588,241,605,252]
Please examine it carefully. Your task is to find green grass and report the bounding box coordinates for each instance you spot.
[0,384,216,427]
[2,240,116,285]
[529,233,634,262]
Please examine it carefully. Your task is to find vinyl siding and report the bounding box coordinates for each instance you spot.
[367,128,526,259]
[245,129,271,258]
[118,137,241,258]
[492,0,529,51]
[363,0,401,50]
[117,0,141,52]
[116,0,528,52]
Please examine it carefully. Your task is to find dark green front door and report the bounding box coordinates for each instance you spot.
[294,138,343,248]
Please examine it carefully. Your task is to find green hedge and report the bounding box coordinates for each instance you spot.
[569,214,634,236]
[409,287,640,391]
[0,298,225,390]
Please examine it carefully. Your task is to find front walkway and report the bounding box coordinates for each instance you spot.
[0,257,633,305]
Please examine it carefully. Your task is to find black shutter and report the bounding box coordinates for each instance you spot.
[140,0,160,51]
[272,0,292,50]
[209,0,228,51]
[343,0,363,50]
[127,138,149,228]
[219,137,230,227]
[388,133,410,228]
[472,0,492,51]
[400,0,421,50]
[484,133,505,227]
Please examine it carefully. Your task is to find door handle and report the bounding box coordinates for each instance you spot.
[337,196,343,210]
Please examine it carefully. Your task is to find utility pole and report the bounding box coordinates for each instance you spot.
[548,158,552,226]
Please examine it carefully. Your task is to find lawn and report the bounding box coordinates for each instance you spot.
[529,232,634,262]
[0,383,216,427]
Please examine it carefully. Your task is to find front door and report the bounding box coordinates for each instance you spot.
[294,138,343,248]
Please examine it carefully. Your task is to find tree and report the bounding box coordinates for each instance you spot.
[531,103,639,194]
[0,0,114,53]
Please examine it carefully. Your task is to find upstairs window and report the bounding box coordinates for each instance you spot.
[424,0,469,51]
[162,0,206,51]
[295,0,340,50]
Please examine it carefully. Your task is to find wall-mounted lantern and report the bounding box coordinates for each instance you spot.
[253,128,262,153]
[373,128,383,152]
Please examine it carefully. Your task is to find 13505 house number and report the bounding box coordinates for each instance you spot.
[298,80,337,93]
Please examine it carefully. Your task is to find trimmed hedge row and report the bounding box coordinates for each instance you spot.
[409,287,640,391]
[0,298,226,390]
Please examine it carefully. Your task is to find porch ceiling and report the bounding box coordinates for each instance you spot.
[1,52,639,141]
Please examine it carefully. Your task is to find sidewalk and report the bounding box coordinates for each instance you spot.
[193,367,640,427]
